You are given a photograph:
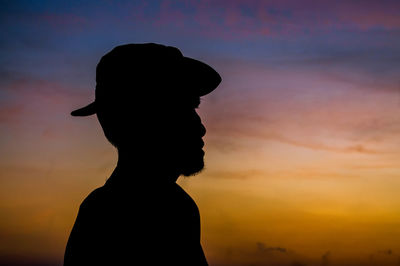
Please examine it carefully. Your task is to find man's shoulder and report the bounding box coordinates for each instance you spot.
[78,182,199,214]
[79,185,109,211]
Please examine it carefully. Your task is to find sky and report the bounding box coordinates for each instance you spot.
[1,0,400,265]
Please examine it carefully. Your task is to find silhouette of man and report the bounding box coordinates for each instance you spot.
[64,43,221,265]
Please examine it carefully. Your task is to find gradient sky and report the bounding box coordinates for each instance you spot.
[1,1,400,265]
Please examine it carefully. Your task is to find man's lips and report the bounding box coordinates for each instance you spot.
[179,138,204,150]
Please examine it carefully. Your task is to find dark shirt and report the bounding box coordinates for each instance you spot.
[64,173,208,265]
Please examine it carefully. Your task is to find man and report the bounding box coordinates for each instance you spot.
[64,43,221,265]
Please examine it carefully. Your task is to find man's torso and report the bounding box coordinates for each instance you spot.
[64,179,207,265]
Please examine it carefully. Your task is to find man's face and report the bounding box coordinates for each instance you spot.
[165,96,206,177]
[98,94,207,177]
[181,100,206,176]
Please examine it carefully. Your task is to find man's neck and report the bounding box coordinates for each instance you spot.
[110,150,181,185]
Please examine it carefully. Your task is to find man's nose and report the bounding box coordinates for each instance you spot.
[192,110,206,137]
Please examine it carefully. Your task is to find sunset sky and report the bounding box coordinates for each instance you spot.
[1,1,400,265]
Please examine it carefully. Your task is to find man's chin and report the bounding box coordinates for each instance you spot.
[181,158,204,177]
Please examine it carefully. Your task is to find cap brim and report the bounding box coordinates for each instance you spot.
[71,102,96,116]
[182,57,222,96]
[71,57,221,117]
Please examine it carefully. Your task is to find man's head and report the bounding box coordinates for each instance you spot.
[71,43,221,176]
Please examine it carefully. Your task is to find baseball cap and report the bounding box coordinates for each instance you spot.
[71,43,221,116]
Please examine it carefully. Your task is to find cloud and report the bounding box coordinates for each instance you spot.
[206,169,266,180]
[322,251,331,266]
[209,119,387,155]
[291,261,307,266]
[0,72,92,129]
[3,0,400,50]
[201,58,400,157]
[268,135,384,155]
[147,0,400,40]
[37,12,87,29]
[379,249,393,255]
[256,242,287,253]
[274,53,400,95]
[0,69,91,100]
[0,104,24,124]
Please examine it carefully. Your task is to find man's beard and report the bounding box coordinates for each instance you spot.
[180,149,205,177]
